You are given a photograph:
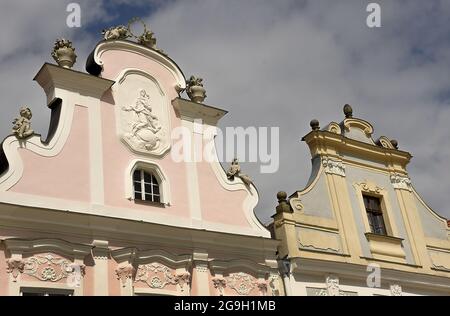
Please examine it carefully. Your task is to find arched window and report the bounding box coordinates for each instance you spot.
[133,169,161,203]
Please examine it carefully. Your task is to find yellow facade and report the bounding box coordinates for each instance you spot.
[273,105,450,296]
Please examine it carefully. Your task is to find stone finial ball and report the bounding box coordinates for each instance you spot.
[390,139,399,149]
[310,119,320,131]
[343,104,353,118]
[277,191,287,201]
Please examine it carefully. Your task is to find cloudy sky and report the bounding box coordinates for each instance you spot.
[1,0,449,224]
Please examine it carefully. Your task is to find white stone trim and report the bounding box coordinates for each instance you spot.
[0,191,269,238]
[182,120,203,221]
[204,124,269,238]
[94,41,186,92]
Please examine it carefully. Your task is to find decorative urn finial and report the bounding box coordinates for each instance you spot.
[310,119,320,131]
[276,191,292,214]
[186,75,207,103]
[343,104,353,118]
[51,38,77,69]
[12,107,34,139]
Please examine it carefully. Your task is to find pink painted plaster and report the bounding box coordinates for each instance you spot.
[10,106,90,202]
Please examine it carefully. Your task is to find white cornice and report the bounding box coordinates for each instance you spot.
[3,238,92,259]
[172,98,228,125]
[93,40,186,90]
[34,63,114,99]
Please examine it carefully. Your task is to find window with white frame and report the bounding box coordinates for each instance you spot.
[133,169,161,203]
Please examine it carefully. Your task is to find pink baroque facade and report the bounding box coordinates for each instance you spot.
[0,36,281,296]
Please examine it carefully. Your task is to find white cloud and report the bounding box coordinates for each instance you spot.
[0,0,448,224]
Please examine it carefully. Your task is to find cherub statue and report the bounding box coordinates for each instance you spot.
[12,107,34,139]
[102,25,130,41]
[226,158,253,187]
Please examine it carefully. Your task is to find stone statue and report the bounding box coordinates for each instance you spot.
[122,89,162,151]
[102,25,130,41]
[12,107,34,139]
[226,158,253,187]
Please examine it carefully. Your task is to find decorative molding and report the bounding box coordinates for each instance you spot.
[390,284,402,296]
[6,258,25,282]
[354,180,384,195]
[23,254,72,282]
[114,69,171,157]
[226,272,258,296]
[326,275,340,296]
[135,263,190,291]
[93,41,186,91]
[212,277,227,296]
[195,265,209,273]
[3,239,92,260]
[390,174,412,192]
[343,118,374,139]
[376,136,395,149]
[115,264,135,287]
[290,197,304,212]
[322,158,346,177]
[326,122,342,135]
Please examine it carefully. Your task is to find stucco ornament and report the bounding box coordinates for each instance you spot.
[226,158,253,187]
[322,158,346,177]
[51,38,77,69]
[226,272,258,296]
[186,76,207,103]
[212,277,227,296]
[390,174,412,192]
[122,89,162,151]
[326,275,340,296]
[12,107,34,139]
[115,264,135,287]
[135,263,189,291]
[127,17,167,55]
[102,25,130,41]
[6,258,25,282]
[390,284,402,296]
[24,254,72,282]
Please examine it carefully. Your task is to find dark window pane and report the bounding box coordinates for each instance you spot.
[144,172,152,183]
[135,191,142,200]
[145,184,152,194]
[133,170,141,181]
[153,185,160,195]
[364,195,387,235]
[154,195,161,203]
[145,194,153,201]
